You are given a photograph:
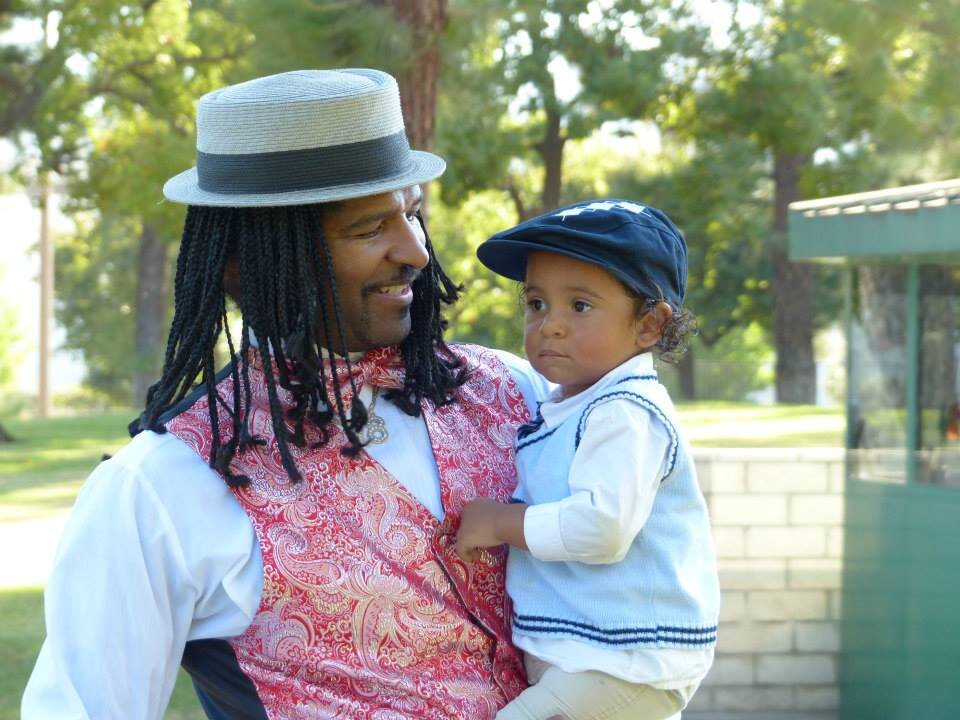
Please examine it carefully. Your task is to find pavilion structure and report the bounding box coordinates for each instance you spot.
[789,178,960,720]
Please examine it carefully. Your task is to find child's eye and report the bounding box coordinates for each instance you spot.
[573,300,592,313]
[526,298,545,312]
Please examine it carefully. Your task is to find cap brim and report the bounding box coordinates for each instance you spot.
[478,237,650,297]
[162,150,445,207]
[476,240,534,281]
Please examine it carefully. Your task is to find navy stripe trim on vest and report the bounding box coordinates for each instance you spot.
[181,639,268,720]
[513,613,717,647]
[574,390,679,477]
[616,374,658,384]
[517,408,545,440]
[197,131,411,194]
[517,425,559,451]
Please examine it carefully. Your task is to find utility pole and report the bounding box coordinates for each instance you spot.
[37,173,53,418]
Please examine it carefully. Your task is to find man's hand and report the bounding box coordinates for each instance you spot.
[455,498,528,562]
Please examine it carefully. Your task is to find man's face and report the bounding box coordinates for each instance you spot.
[320,186,428,352]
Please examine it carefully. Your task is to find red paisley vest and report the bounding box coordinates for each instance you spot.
[167,344,529,719]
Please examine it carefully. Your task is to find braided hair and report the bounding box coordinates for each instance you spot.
[130,202,466,486]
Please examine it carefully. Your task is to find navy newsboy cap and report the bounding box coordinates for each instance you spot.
[477,199,688,308]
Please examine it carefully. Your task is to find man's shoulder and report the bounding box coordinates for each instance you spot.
[109,429,200,472]
[450,343,536,380]
[95,430,229,508]
[450,343,551,415]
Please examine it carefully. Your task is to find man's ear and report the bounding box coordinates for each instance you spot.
[635,301,672,350]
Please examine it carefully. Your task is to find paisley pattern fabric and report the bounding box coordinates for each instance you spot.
[167,344,529,719]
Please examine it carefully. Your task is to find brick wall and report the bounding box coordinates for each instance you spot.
[687,448,845,718]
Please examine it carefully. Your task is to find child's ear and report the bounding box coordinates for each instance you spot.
[634,301,672,350]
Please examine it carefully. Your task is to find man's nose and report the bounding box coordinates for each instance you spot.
[389,215,430,269]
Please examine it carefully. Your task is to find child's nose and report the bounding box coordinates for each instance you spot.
[540,313,564,337]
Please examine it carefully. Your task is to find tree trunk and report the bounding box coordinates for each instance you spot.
[536,107,566,215]
[857,265,907,394]
[771,152,816,404]
[676,347,696,401]
[131,223,169,408]
[918,266,957,442]
[379,0,447,214]
[383,0,446,152]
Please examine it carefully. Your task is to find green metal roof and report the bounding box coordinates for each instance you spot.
[789,178,960,263]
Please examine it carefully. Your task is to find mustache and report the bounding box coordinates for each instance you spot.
[362,267,421,294]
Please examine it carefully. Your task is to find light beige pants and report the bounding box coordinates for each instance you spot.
[496,655,694,720]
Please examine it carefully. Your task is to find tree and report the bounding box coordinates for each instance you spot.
[58,113,197,402]
[439,0,709,220]
[660,0,948,403]
[6,1,251,405]
[377,0,447,154]
[611,135,772,399]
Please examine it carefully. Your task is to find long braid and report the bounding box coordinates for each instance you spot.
[312,209,368,456]
[133,202,468,485]
[389,212,467,414]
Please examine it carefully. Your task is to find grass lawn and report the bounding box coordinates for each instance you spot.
[0,413,205,718]
[0,403,843,717]
[0,413,132,522]
[676,401,844,448]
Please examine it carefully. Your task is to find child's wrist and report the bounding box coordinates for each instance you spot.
[497,502,529,550]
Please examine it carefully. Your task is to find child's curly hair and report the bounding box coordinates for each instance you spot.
[633,292,699,365]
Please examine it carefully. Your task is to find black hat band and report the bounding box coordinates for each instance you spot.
[196,130,412,195]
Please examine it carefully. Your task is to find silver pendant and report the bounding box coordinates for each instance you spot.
[364,414,388,444]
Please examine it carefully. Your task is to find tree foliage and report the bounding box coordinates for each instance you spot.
[439,0,710,219]
[0,1,250,403]
[651,0,958,402]
[8,0,960,406]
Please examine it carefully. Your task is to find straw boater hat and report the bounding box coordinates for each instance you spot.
[163,68,446,207]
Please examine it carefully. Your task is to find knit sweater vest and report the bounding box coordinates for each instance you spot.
[166,344,529,719]
[507,374,720,650]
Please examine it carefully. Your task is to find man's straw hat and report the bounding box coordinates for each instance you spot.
[163,68,445,207]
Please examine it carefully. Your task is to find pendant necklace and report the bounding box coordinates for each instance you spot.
[362,386,389,444]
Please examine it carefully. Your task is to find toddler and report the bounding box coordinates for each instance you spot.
[456,199,720,720]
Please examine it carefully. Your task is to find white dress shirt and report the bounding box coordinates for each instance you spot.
[21,350,548,720]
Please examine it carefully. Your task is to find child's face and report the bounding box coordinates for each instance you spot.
[523,251,644,398]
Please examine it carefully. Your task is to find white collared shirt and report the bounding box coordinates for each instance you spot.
[515,353,713,689]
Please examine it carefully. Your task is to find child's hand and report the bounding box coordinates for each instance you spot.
[455,498,528,562]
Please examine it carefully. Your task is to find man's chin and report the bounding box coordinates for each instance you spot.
[362,320,413,351]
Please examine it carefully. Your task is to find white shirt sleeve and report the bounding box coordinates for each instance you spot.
[21,432,261,720]
[523,400,672,564]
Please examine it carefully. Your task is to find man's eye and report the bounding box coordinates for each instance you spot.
[354,225,382,238]
[573,300,592,312]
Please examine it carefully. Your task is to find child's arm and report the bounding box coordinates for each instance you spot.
[455,499,529,562]
[524,401,670,564]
